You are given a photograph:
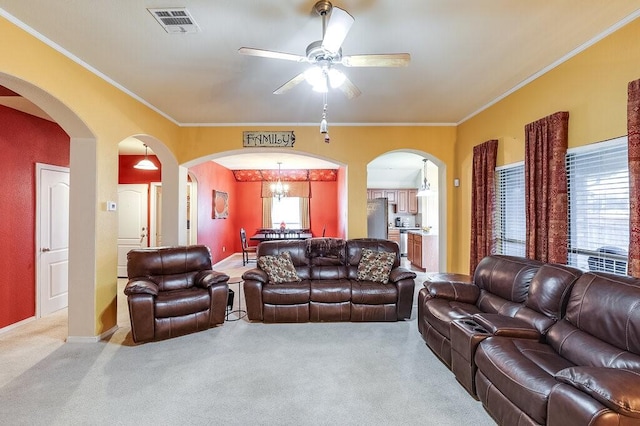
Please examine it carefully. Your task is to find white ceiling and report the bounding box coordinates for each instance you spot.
[1,1,639,127]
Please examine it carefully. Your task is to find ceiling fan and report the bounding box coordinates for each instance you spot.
[238,0,410,99]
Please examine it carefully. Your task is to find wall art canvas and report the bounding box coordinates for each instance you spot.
[212,190,229,219]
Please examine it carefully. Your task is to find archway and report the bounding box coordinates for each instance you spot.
[182,148,348,258]
[367,150,447,271]
[0,72,99,340]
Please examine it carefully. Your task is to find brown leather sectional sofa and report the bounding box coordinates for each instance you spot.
[418,255,640,426]
[242,238,416,322]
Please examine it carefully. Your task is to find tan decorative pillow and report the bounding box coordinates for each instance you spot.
[356,248,395,283]
[258,251,301,284]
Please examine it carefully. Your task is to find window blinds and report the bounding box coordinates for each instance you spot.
[566,137,629,274]
[494,163,526,257]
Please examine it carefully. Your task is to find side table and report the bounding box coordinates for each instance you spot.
[226,276,246,321]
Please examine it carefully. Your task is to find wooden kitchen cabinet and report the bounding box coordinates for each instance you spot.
[408,232,439,271]
[407,232,415,262]
[408,189,418,214]
[368,188,418,215]
[370,189,384,199]
[384,190,397,203]
[412,233,423,269]
[396,190,408,213]
[388,228,400,246]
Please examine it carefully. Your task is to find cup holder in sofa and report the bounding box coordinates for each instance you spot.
[459,319,489,334]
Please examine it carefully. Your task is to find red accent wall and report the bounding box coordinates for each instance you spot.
[0,105,69,329]
[189,161,239,263]
[118,155,161,183]
[189,162,341,263]
[310,181,339,237]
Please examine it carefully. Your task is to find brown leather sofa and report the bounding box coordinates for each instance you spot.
[124,245,229,343]
[475,271,640,426]
[242,238,416,322]
[418,255,581,376]
[418,255,640,425]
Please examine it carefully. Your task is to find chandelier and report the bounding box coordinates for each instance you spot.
[270,162,289,201]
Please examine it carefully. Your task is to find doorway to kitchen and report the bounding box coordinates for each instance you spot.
[367,151,445,273]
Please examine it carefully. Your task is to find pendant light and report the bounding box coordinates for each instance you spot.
[416,158,431,197]
[134,144,158,170]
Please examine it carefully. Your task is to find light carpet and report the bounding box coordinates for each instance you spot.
[0,254,495,425]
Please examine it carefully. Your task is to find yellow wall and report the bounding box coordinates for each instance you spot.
[179,125,457,242]
[0,17,182,336]
[453,17,640,274]
[3,11,639,336]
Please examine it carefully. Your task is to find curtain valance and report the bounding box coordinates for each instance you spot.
[261,181,310,198]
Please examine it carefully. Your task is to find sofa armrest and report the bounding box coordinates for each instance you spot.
[194,270,229,288]
[242,268,269,284]
[124,279,159,296]
[555,367,640,419]
[472,313,541,340]
[425,281,479,304]
[388,267,417,283]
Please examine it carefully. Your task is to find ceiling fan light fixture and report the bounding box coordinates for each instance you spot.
[320,6,354,54]
[304,66,329,92]
[328,68,346,88]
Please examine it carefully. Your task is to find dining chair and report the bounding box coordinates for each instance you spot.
[240,228,257,266]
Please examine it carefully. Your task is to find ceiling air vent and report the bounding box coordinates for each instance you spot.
[147,8,200,34]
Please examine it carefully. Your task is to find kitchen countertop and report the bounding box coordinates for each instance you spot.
[407,229,437,236]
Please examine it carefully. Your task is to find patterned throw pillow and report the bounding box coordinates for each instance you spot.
[258,251,301,284]
[356,248,396,284]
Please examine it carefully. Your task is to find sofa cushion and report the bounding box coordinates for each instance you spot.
[555,367,640,418]
[154,287,211,318]
[475,336,575,424]
[351,281,398,304]
[258,251,301,284]
[262,281,311,304]
[356,248,395,283]
[310,280,351,303]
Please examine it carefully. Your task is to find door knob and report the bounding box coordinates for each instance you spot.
[41,248,50,252]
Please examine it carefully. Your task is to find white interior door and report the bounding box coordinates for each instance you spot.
[37,164,70,317]
[117,184,148,277]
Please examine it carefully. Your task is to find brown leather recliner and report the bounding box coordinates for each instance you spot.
[124,245,229,343]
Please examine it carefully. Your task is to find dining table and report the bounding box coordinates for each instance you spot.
[250,230,313,242]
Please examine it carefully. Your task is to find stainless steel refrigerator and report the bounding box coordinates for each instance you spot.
[367,198,388,239]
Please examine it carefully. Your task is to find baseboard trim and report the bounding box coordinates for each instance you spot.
[0,316,36,335]
[66,325,118,343]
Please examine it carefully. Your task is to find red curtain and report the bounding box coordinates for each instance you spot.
[525,111,569,263]
[470,139,498,274]
[628,79,640,277]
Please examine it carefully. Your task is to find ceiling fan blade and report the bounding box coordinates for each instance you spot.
[342,53,411,67]
[338,75,361,100]
[238,47,306,63]
[322,7,354,54]
[273,72,306,95]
